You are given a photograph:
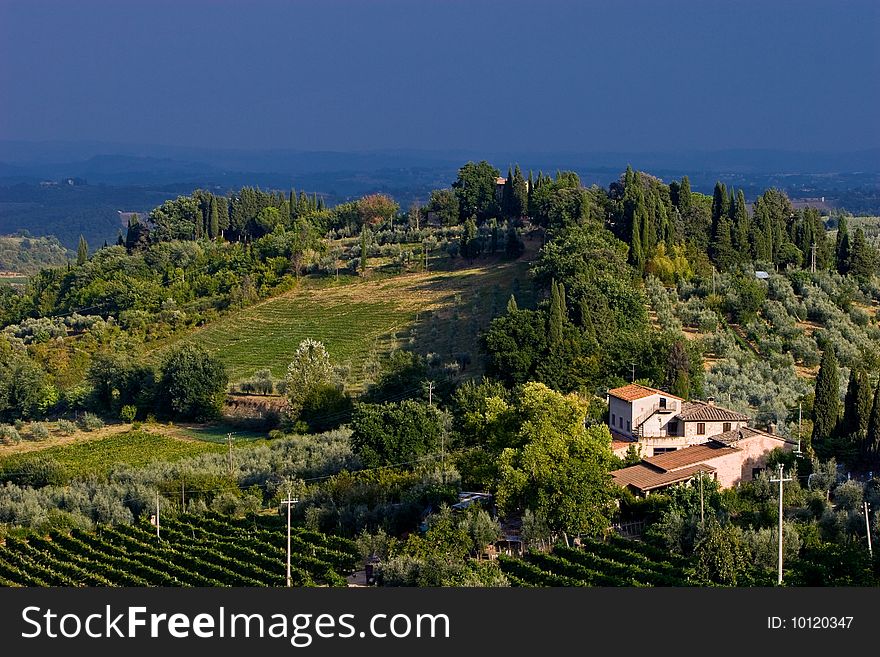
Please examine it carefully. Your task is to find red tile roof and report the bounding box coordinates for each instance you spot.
[608,384,684,403]
[611,463,715,492]
[643,442,740,471]
[676,401,750,422]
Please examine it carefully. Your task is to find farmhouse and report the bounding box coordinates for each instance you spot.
[611,427,791,494]
[607,383,749,458]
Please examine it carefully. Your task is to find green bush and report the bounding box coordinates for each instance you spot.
[29,422,50,441]
[57,419,77,435]
[78,413,105,432]
[119,405,137,423]
[0,425,21,445]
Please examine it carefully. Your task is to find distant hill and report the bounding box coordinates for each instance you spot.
[0,233,69,275]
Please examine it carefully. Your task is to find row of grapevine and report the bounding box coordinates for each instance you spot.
[0,513,359,588]
[498,536,693,587]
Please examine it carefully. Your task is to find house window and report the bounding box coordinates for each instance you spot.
[627,421,631,432]
[653,447,677,454]
[697,423,706,435]
[723,422,731,433]
[619,416,624,428]
[752,467,763,479]
[611,413,616,426]
[668,420,679,435]
[659,397,667,409]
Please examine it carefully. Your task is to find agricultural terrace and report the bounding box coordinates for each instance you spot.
[0,513,359,587]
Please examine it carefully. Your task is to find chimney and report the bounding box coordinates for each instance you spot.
[767,422,776,435]
[706,396,715,406]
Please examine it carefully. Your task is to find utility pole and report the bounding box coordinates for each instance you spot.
[630,363,636,383]
[427,380,435,407]
[810,243,817,273]
[155,492,161,540]
[796,402,803,455]
[226,433,235,477]
[770,464,792,585]
[181,477,186,511]
[712,267,716,296]
[423,243,429,272]
[281,486,299,588]
[866,502,873,559]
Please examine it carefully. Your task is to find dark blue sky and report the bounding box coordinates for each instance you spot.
[1,0,878,153]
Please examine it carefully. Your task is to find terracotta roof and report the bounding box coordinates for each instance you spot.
[611,463,715,492]
[642,442,740,471]
[676,400,750,423]
[709,426,789,446]
[607,384,683,403]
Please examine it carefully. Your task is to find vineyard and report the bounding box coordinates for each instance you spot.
[0,513,360,587]
[498,535,694,587]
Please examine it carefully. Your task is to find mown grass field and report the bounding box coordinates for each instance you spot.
[174,243,539,386]
[0,430,223,479]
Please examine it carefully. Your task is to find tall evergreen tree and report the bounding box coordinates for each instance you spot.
[848,228,876,281]
[812,347,841,458]
[76,235,88,265]
[678,176,692,213]
[711,182,728,227]
[289,189,298,222]
[501,167,514,219]
[835,215,851,274]
[507,295,518,313]
[864,380,880,471]
[208,197,219,239]
[841,369,872,440]
[711,215,735,270]
[548,280,566,347]
[733,189,750,254]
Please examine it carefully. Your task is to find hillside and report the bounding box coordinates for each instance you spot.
[172,239,538,387]
[0,234,69,277]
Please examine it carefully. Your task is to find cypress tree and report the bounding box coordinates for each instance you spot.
[209,197,220,239]
[733,189,750,254]
[812,347,841,458]
[711,182,727,226]
[578,297,598,349]
[841,369,872,439]
[76,235,88,265]
[548,280,565,347]
[511,165,528,218]
[507,294,518,313]
[678,176,692,213]
[501,167,514,218]
[631,205,643,270]
[289,189,298,222]
[848,228,875,281]
[864,381,880,470]
[835,215,850,274]
[711,215,735,270]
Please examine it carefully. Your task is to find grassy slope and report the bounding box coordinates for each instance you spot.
[172,239,540,386]
[0,428,224,479]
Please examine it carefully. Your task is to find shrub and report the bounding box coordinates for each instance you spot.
[57,419,77,435]
[78,412,104,432]
[0,425,22,445]
[119,405,137,423]
[29,422,50,441]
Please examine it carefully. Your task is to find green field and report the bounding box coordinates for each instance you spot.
[172,250,537,385]
[0,276,27,285]
[0,430,223,479]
